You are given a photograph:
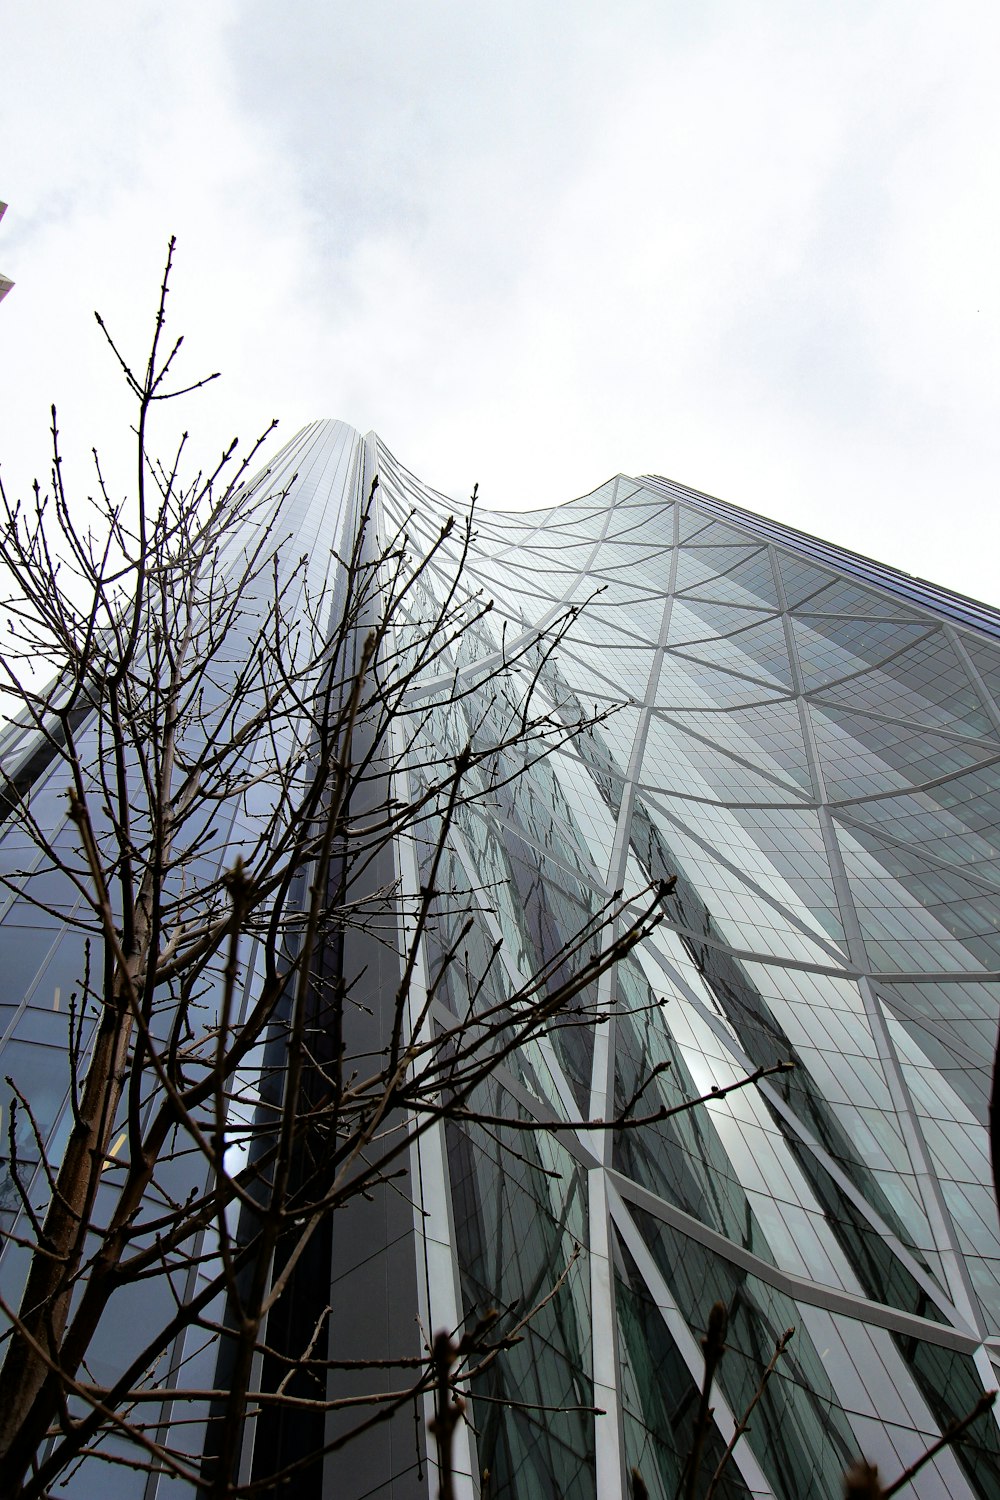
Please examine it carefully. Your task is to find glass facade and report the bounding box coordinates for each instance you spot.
[2,419,1000,1496]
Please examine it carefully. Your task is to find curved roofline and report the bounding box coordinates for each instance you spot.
[307,419,1000,639]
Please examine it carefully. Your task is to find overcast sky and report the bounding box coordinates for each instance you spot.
[1,1,998,603]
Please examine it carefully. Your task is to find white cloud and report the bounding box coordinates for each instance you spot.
[1,0,998,603]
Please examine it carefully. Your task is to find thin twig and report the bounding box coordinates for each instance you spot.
[678,1301,729,1500]
[704,1326,794,1499]
[882,1389,997,1497]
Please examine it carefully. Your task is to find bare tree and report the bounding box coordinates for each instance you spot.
[0,245,785,1499]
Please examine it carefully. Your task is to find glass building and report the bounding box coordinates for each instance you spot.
[3,418,1000,1497]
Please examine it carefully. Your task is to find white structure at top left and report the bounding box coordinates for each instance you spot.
[0,203,14,305]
